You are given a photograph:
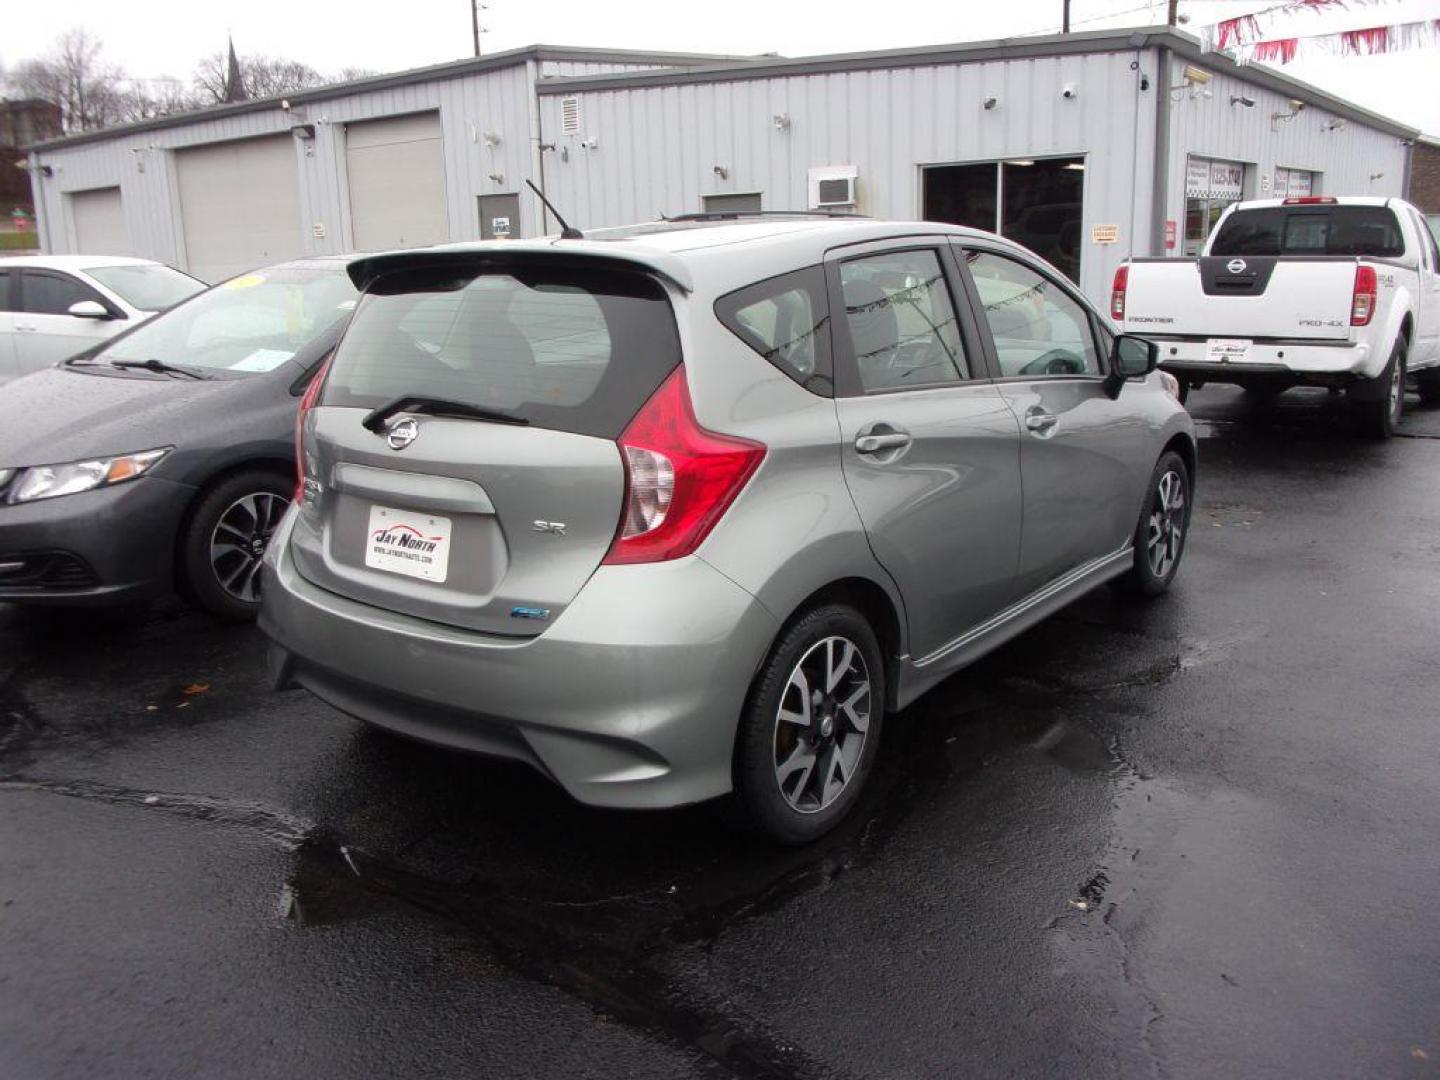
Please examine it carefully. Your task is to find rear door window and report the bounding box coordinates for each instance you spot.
[322,264,681,439]
[0,270,13,312]
[715,265,832,393]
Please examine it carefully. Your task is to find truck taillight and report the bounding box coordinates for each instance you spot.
[294,358,331,502]
[1282,196,1336,205]
[603,368,765,565]
[1351,265,1377,326]
[1110,265,1129,322]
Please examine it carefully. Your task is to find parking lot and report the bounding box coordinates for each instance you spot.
[2,384,1438,1079]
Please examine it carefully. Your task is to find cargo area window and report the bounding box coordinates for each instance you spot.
[715,265,832,394]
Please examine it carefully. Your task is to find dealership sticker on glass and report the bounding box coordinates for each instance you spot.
[230,348,295,372]
[366,505,452,582]
[1206,338,1252,365]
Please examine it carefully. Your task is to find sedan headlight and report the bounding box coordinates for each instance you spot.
[4,448,171,504]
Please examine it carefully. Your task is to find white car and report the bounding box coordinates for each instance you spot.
[0,255,205,384]
[1114,196,1440,437]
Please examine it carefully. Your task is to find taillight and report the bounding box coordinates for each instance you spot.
[1351,265,1377,326]
[294,358,330,501]
[1283,196,1336,205]
[603,368,765,565]
[1111,264,1129,322]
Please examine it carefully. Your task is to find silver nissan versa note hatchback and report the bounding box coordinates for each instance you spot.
[261,217,1195,843]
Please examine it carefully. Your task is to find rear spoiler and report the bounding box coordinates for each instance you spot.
[346,240,695,294]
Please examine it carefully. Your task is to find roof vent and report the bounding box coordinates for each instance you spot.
[560,96,581,136]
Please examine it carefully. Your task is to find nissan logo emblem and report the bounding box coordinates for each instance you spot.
[1226,258,1248,274]
[387,418,420,450]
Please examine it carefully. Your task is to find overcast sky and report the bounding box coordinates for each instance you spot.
[5,0,1437,134]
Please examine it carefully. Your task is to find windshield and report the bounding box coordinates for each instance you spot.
[85,264,204,312]
[1211,206,1405,258]
[321,264,680,439]
[100,264,358,375]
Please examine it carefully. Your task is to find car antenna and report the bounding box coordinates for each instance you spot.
[525,179,583,240]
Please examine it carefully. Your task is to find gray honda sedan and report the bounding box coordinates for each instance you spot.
[261,218,1194,842]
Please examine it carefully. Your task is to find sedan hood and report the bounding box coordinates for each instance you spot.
[0,367,258,468]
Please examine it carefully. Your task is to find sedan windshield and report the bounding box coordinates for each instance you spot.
[100,264,358,375]
[84,264,204,312]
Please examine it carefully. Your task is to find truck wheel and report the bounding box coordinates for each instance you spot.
[1113,450,1191,598]
[1417,367,1440,408]
[1350,339,1405,439]
[732,604,885,845]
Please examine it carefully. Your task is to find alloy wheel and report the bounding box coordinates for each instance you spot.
[1147,469,1186,580]
[1389,355,1404,425]
[773,635,872,813]
[209,491,289,604]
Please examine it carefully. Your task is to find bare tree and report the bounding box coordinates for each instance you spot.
[11,29,128,132]
[194,52,327,104]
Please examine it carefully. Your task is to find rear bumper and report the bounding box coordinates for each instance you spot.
[259,513,780,809]
[1152,337,1378,386]
[0,477,193,607]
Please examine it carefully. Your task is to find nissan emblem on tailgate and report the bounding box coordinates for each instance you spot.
[1227,258,1247,274]
[387,418,420,450]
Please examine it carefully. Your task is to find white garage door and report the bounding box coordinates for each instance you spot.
[346,112,448,251]
[176,134,303,283]
[69,187,129,254]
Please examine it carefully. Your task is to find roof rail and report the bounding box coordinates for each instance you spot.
[659,209,871,222]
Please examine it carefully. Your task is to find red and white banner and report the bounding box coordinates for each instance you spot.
[1202,0,1439,63]
[1241,19,1440,64]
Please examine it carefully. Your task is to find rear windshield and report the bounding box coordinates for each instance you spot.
[322,264,681,439]
[85,264,204,311]
[1211,206,1405,258]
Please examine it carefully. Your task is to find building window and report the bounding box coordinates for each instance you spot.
[1274,167,1318,198]
[922,157,1084,284]
[1184,155,1246,255]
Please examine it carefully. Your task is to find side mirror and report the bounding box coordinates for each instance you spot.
[68,300,113,320]
[1104,334,1158,398]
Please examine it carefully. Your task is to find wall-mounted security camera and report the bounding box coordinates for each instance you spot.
[1061,84,1078,100]
[713,165,729,179]
[772,113,791,131]
[579,136,599,150]
[983,96,998,110]
[280,99,292,112]
[1230,95,1256,108]
[1324,119,1346,132]
[1288,99,1306,112]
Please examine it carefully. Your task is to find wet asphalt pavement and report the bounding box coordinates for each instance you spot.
[3,386,1440,1079]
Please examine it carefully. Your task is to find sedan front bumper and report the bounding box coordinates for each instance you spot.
[0,476,195,606]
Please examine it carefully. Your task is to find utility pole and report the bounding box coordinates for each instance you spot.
[1167,0,1179,25]
[1063,0,1071,33]
[471,0,483,57]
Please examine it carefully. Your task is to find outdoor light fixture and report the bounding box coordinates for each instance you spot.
[488,171,504,184]
[983,96,998,110]
[483,130,501,148]
[1370,172,1385,181]
[1271,98,1305,131]
[1230,95,1256,108]
[1170,65,1212,100]
[580,137,599,150]
[713,165,729,180]
[1324,119,1346,132]
[773,113,790,131]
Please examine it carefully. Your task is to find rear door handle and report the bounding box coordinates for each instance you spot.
[855,431,912,454]
[1025,411,1059,435]
[14,324,37,333]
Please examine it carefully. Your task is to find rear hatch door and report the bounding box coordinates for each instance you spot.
[289,258,681,635]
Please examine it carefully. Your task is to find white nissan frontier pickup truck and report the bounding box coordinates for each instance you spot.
[1112,196,1440,437]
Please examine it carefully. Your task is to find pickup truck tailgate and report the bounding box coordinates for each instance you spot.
[1124,256,1356,342]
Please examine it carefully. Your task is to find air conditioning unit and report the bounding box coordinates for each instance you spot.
[808,165,858,209]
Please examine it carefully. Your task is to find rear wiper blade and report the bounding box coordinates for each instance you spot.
[110,358,209,380]
[362,395,530,433]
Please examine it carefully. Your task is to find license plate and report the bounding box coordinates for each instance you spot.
[365,505,452,583]
[1206,338,1252,364]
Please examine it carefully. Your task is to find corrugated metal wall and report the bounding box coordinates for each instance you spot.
[536,50,1157,303]
[29,58,671,273]
[1162,64,1408,219]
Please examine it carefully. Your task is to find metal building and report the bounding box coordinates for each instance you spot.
[25,28,1419,304]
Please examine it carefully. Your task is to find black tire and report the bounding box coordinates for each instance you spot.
[733,604,886,845]
[1350,339,1405,439]
[180,469,292,622]
[1113,450,1192,598]
[1417,366,1440,407]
